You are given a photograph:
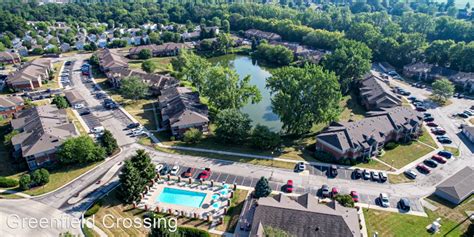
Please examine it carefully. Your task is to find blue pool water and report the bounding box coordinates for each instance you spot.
[157,187,207,208]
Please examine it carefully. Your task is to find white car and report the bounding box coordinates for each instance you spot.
[132,130,144,137]
[295,162,305,172]
[170,165,180,175]
[155,164,164,173]
[404,169,417,179]
[74,103,84,109]
[379,193,390,207]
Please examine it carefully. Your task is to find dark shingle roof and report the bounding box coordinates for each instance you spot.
[360,71,402,109]
[251,193,360,237]
[159,87,208,128]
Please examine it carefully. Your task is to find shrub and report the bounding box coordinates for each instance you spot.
[84,201,102,217]
[335,194,355,207]
[178,227,210,237]
[183,128,203,144]
[0,177,19,188]
[384,142,399,150]
[31,168,50,186]
[19,174,31,190]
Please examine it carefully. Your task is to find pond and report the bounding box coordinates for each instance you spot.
[208,54,283,132]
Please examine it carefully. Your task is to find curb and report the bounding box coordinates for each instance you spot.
[32,147,123,199]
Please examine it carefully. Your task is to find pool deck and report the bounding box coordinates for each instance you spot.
[139,180,231,219]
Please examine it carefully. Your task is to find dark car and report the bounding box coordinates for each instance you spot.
[160,165,171,175]
[423,159,438,168]
[431,127,446,135]
[78,108,91,116]
[329,165,338,177]
[424,116,435,122]
[352,168,362,179]
[398,198,411,211]
[438,150,453,159]
[127,123,140,129]
[321,184,330,198]
[437,137,452,144]
[65,61,72,66]
[426,122,438,127]
[416,106,427,112]
[182,167,194,178]
[458,113,469,118]
[423,113,432,117]
[416,164,430,174]
[431,155,447,164]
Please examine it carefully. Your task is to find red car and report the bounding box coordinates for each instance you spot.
[198,168,211,180]
[331,187,339,197]
[431,154,447,164]
[431,127,446,135]
[416,164,431,174]
[350,191,359,202]
[285,180,294,193]
[426,122,438,127]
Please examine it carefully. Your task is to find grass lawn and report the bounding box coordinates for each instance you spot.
[216,189,249,233]
[355,159,391,171]
[31,98,52,106]
[365,195,474,237]
[443,146,460,157]
[66,108,88,135]
[40,61,62,90]
[470,118,474,124]
[418,127,439,148]
[338,92,366,122]
[378,141,434,169]
[128,57,175,73]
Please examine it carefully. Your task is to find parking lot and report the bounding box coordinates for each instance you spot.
[307,165,389,184]
[157,163,424,212]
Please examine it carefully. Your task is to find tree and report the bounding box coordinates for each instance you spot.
[250,125,281,150]
[431,79,455,103]
[222,19,230,33]
[31,47,44,55]
[447,6,458,17]
[254,177,271,198]
[138,49,152,59]
[322,40,372,94]
[89,54,99,66]
[130,149,155,183]
[425,40,455,67]
[57,136,106,164]
[141,60,157,73]
[171,50,211,91]
[100,130,118,155]
[119,159,142,203]
[19,174,31,190]
[335,194,355,207]
[254,43,294,66]
[215,109,252,144]
[119,76,148,100]
[267,64,342,135]
[52,95,69,109]
[31,168,49,186]
[203,66,261,110]
[4,130,19,147]
[183,128,203,144]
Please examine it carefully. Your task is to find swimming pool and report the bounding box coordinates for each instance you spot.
[157,187,207,208]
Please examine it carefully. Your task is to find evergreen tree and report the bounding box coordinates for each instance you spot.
[100,129,118,155]
[119,160,143,203]
[254,176,272,198]
[130,149,156,183]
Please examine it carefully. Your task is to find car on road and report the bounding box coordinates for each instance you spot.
[170,165,180,175]
[74,103,85,109]
[182,167,194,178]
[352,168,362,179]
[398,198,411,211]
[155,164,164,173]
[198,168,211,180]
[404,169,417,179]
[131,129,145,137]
[329,165,338,177]
[423,116,435,122]
[95,92,106,99]
[331,187,339,197]
[321,184,330,198]
[379,172,388,182]
[416,164,431,174]
[431,155,447,164]
[463,110,473,116]
[378,193,390,207]
[350,191,359,202]
[371,171,380,182]
[363,169,371,180]
[78,108,91,116]
[294,162,305,172]
[126,122,141,130]
[423,159,438,168]
[438,150,453,159]
[160,165,171,175]
[423,113,432,117]
[65,61,72,66]
[285,180,294,193]
[426,122,438,127]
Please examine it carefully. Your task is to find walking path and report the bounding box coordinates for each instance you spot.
[0,189,32,198]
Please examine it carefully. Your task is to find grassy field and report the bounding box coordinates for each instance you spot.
[216,189,249,232]
[379,141,434,169]
[364,195,474,237]
[355,159,391,171]
[128,57,175,73]
[418,127,439,148]
[443,146,460,157]
[66,108,88,135]
[40,61,62,90]
[388,173,414,184]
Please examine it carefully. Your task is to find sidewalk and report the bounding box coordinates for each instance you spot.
[0,189,32,198]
